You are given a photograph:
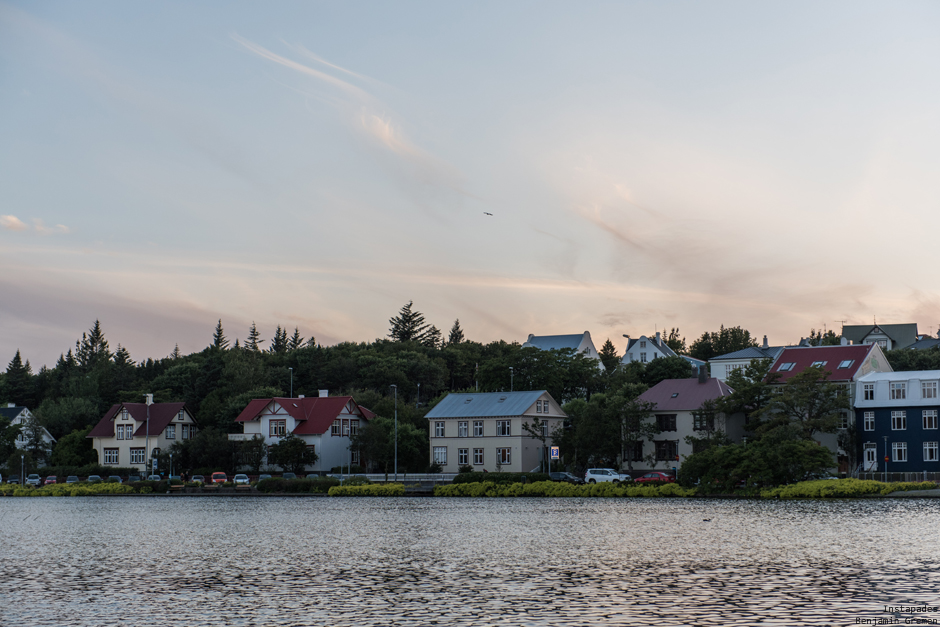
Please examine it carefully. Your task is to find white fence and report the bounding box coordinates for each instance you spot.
[856,472,940,484]
[329,473,459,484]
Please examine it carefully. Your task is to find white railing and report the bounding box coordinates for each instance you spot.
[329,473,459,483]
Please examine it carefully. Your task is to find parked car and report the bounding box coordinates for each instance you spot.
[211,472,227,484]
[7,475,20,484]
[257,474,272,482]
[549,472,585,485]
[584,468,631,484]
[66,476,79,484]
[127,475,142,482]
[147,475,161,481]
[107,476,123,483]
[25,474,42,486]
[44,476,58,485]
[191,475,205,484]
[635,472,676,484]
[281,472,297,480]
[86,475,102,483]
[233,474,250,485]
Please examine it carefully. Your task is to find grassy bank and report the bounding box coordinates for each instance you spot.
[760,478,937,499]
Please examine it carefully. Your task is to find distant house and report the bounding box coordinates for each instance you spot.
[425,390,566,473]
[709,336,789,382]
[523,331,605,370]
[635,373,739,472]
[1,404,56,460]
[854,370,940,474]
[88,401,197,472]
[907,337,940,351]
[230,390,371,473]
[842,323,919,351]
[621,332,703,373]
[767,343,893,472]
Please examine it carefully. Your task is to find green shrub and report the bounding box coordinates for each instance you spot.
[328,483,406,496]
[434,480,694,498]
[451,472,550,485]
[761,478,938,499]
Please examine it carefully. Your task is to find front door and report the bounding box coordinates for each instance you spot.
[864,443,877,471]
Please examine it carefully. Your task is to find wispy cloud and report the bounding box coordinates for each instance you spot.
[33,219,70,235]
[1,215,28,231]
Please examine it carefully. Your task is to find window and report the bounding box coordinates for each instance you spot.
[640,353,647,363]
[863,384,874,400]
[165,425,176,439]
[923,382,938,399]
[839,412,850,430]
[837,360,854,369]
[269,420,286,437]
[496,420,511,436]
[458,421,468,437]
[351,449,359,464]
[625,441,644,461]
[458,448,469,465]
[435,422,445,437]
[694,413,715,431]
[121,408,129,420]
[178,410,185,421]
[640,341,646,348]
[924,410,938,430]
[924,442,939,462]
[473,448,484,465]
[656,414,677,432]
[497,447,511,465]
[890,382,906,400]
[181,424,189,440]
[811,361,827,368]
[655,440,678,462]
[891,411,906,430]
[473,421,484,437]
[542,401,550,415]
[536,400,542,413]
[350,420,359,436]
[130,448,145,464]
[671,392,679,398]
[863,411,875,431]
[331,420,341,436]
[116,425,125,440]
[104,448,119,465]
[433,447,447,465]
[892,442,907,462]
[778,362,795,372]
[342,420,350,436]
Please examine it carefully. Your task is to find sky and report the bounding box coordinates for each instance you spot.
[3,1,940,369]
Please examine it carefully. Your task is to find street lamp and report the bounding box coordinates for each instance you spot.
[289,367,293,398]
[509,367,514,392]
[884,435,889,483]
[170,453,174,478]
[390,384,398,481]
[144,394,153,476]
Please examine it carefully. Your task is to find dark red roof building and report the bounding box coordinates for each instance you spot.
[88,401,197,472]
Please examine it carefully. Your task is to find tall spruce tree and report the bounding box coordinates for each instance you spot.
[246,322,263,351]
[212,319,229,350]
[388,301,430,342]
[598,338,620,372]
[288,328,304,351]
[448,319,465,345]
[269,326,288,354]
[75,320,111,371]
[4,350,33,407]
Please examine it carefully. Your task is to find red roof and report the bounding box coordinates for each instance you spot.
[235,396,370,436]
[637,378,734,411]
[767,344,875,383]
[88,402,190,438]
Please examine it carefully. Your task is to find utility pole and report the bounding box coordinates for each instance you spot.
[391,384,398,481]
[144,394,153,476]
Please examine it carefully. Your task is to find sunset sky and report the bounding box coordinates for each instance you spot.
[3,1,940,368]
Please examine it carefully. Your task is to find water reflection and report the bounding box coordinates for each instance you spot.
[2,497,939,626]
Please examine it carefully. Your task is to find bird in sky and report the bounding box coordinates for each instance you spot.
[483,212,493,216]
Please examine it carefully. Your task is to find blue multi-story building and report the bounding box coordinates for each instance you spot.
[854,370,940,473]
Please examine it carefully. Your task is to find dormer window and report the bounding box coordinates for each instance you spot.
[671,393,679,398]
[837,360,854,369]
[811,361,827,368]
[778,362,796,372]
[178,410,185,421]
[121,409,129,420]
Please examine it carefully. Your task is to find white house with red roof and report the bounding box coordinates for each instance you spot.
[766,343,893,472]
[635,373,739,473]
[88,401,196,471]
[230,390,372,473]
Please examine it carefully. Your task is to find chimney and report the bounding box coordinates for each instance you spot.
[318,389,329,398]
[762,335,769,349]
[527,334,534,342]
[7,403,14,408]
[655,331,661,346]
[841,336,849,346]
[698,365,708,384]
[298,395,305,399]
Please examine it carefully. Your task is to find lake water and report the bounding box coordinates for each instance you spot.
[2,496,940,626]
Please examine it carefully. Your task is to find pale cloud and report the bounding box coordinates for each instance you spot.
[1,215,28,231]
[33,219,70,235]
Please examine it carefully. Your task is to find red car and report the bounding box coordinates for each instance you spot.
[635,472,676,483]
[44,476,58,485]
[211,472,227,484]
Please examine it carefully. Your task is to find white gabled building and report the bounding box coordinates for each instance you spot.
[522,331,605,370]
[1,404,57,460]
[88,401,197,471]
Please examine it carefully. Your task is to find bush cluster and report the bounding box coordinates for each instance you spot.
[760,478,938,499]
[328,483,406,497]
[255,477,340,493]
[0,482,136,497]
[451,472,550,485]
[434,480,695,498]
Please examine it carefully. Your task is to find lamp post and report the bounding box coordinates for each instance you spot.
[170,453,174,478]
[390,384,398,481]
[884,435,889,483]
[289,367,293,398]
[144,394,153,476]
[509,367,514,392]
[21,455,24,483]
[416,383,420,409]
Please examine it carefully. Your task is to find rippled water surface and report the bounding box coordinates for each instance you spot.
[2,496,940,626]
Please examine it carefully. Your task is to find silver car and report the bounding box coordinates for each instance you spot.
[25,474,42,486]
[584,468,631,484]
[234,474,250,485]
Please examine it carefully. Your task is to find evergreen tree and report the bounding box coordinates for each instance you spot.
[448,319,465,345]
[304,336,317,348]
[246,322,263,351]
[212,319,229,350]
[171,344,182,359]
[75,320,111,371]
[598,338,620,372]
[288,328,304,351]
[4,350,33,407]
[422,325,443,349]
[388,301,440,345]
[269,326,288,354]
[666,328,687,354]
[689,325,758,361]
